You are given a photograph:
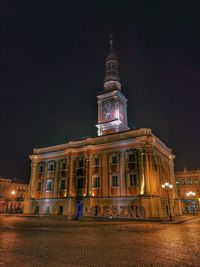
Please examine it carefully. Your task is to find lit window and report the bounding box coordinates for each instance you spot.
[93,177,100,188]
[46,180,53,191]
[129,174,137,187]
[112,175,119,187]
[48,162,54,171]
[106,113,111,120]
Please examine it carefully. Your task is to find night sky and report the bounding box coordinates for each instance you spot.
[1,1,200,181]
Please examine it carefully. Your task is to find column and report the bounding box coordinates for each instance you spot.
[86,154,92,196]
[68,155,74,197]
[53,160,60,198]
[42,162,48,198]
[119,151,126,196]
[139,148,151,196]
[28,159,38,198]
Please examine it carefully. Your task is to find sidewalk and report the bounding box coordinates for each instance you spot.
[162,214,200,224]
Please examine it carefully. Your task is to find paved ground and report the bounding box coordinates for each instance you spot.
[0,215,200,267]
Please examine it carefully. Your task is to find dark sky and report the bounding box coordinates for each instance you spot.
[1,0,200,181]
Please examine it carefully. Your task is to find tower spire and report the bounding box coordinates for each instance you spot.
[110,34,114,51]
[103,35,121,91]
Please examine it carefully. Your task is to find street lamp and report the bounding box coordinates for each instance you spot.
[186,191,196,214]
[186,191,196,197]
[11,190,16,196]
[162,182,173,221]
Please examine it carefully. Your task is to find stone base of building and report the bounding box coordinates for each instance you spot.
[23,196,182,219]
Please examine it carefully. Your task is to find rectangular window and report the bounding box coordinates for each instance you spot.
[48,163,54,171]
[112,175,119,187]
[78,159,83,168]
[45,206,50,214]
[130,174,137,187]
[77,177,84,189]
[94,158,100,166]
[60,179,66,190]
[106,113,111,120]
[129,154,135,162]
[38,164,44,172]
[112,156,118,164]
[93,177,100,188]
[62,161,66,170]
[46,180,53,191]
[37,181,42,191]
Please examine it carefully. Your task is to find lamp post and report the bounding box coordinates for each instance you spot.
[161,182,173,221]
[186,191,196,214]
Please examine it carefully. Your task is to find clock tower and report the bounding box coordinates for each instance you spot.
[96,37,129,136]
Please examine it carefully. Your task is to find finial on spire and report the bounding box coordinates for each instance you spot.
[110,34,114,51]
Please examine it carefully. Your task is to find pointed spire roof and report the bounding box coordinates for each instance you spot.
[104,35,121,91]
[106,35,118,61]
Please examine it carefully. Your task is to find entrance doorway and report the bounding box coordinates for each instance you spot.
[77,199,83,218]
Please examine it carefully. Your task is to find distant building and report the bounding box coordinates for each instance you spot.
[175,168,200,213]
[24,38,182,219]
[0,178,28,212]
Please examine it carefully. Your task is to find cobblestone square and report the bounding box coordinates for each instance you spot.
[1,215,200,267]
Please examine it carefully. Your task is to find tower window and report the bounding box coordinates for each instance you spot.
[106,113,111,120]
[112,175,119,187]
[129,174,137,187]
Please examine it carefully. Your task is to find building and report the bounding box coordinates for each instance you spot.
[175,168,200,213]
[24,38,182,219]
[0,178,28,212]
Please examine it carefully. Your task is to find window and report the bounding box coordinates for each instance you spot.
[112,155,118,164]
[46,180,53,191]
[93,177,100,188]
[61,161,66,170]
[112,175,119,187]
[94,158,100,166]
[78,159,83,168]
[37,181,42,191]
[48,162,54,171]
[45,206,50,214]
[106,113,111,120]
[129,154,135,162]
[60,179,66,190]
[129,174,137,187]
[77,177,84,189]
[38,164,44,172]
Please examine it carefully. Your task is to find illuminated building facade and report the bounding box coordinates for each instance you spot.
[175,168,200,213]
[0,178,28,212]
[24,39,182,219]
